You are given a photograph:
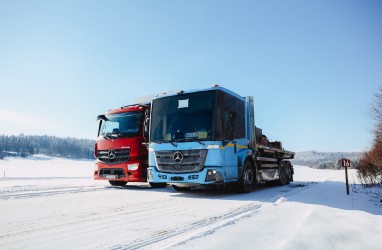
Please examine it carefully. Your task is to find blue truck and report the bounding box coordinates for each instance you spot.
[146,85,295,192]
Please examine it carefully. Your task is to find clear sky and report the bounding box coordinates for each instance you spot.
[1,0,381,152]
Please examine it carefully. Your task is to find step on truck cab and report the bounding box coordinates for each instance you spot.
[94,103,166,187]
[147,85,295,192]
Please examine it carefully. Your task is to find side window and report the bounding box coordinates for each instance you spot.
[218,91,245,140]
[235,99,245,138]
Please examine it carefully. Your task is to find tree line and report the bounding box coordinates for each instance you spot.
[0,134,95,159]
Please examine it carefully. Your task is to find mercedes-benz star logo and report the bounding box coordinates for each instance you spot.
[108,149,116,159]
[173,151,183,163]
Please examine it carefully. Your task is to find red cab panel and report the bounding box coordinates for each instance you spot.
[94,104,150,186]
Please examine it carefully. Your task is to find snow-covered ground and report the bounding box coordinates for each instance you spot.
[0,156,381,250]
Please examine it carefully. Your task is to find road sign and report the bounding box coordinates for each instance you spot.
[342,158,351,168]
[341,158,351,195]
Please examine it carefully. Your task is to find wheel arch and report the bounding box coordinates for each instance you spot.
[238,155,256,176]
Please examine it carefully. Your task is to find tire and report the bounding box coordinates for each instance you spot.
[109,181,127,187]
[285,161,294,182]
[172,185,191,192]
[149,182,167,188]
[237,160,255,193]
[277,162,290,185]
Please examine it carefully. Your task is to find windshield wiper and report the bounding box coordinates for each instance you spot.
[101,132,119,140]
[116,131,136,138]
[155,139,178,147]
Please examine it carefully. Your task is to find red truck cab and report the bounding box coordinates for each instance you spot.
[94,104,150,186]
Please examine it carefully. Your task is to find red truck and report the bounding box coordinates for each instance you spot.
[94,103,160,187]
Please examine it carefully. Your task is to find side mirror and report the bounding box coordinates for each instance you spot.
[97,120,103,137]
[144,109,150,136]
[96,114,107,137]
[97,114,107,121]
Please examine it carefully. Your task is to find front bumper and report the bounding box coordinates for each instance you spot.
[94,157,147,182]
[147,166,224,186]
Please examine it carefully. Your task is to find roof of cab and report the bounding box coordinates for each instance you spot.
[105,103,150,115]
[152,85,245,101]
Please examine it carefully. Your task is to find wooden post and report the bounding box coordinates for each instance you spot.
[341,158,351,195]
[345,165,349,195]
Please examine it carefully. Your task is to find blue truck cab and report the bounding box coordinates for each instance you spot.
[147,85,294,192]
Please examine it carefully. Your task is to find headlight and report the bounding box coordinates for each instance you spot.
[205,169,222,182]
[127,163,139,171]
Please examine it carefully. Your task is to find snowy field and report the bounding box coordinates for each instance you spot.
[0,156,381,250]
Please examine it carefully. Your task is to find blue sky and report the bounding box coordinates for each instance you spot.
[0,0,381,152]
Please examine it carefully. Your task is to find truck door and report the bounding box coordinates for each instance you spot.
[223,111,239,179]
[223,143,238,179]
[217,91,246,181]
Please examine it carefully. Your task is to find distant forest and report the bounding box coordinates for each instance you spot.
[0,134,95,159]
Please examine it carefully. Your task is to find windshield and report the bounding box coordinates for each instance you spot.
[150,91,215,142]
[100,112,143,138]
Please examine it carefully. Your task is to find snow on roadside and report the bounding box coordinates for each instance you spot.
[171,166,382,250]
[0,155,94,178]
[0,156,104,195]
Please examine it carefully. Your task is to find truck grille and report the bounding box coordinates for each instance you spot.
[155,149,207,173]
[97,149,130,164]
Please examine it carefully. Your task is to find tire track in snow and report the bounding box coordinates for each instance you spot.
[0,191,192,247]
[1,180,317,249]
[109,182,318,250]
[0,186,106,200]
[110,202,262,250]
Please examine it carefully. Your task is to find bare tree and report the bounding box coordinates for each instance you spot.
[371,87,382,137]
[358,86,382,186]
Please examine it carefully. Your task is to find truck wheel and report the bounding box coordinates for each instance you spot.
[109,181,127,187]
[278,162,290,185]
[285,161,294,182]
[149,182,167,188]
[237,160,254,193]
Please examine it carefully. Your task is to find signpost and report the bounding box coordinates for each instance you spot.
[341,158,351,195]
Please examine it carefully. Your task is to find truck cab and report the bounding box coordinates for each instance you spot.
[94,104,151,187]
[147,86,295,192]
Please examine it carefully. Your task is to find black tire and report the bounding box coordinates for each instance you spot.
[109,181,127,187]
[285,161,294,182]
[172,185,191,192]
[277,162,290,185]
[237,160,255,193]
[149,182,167,188]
